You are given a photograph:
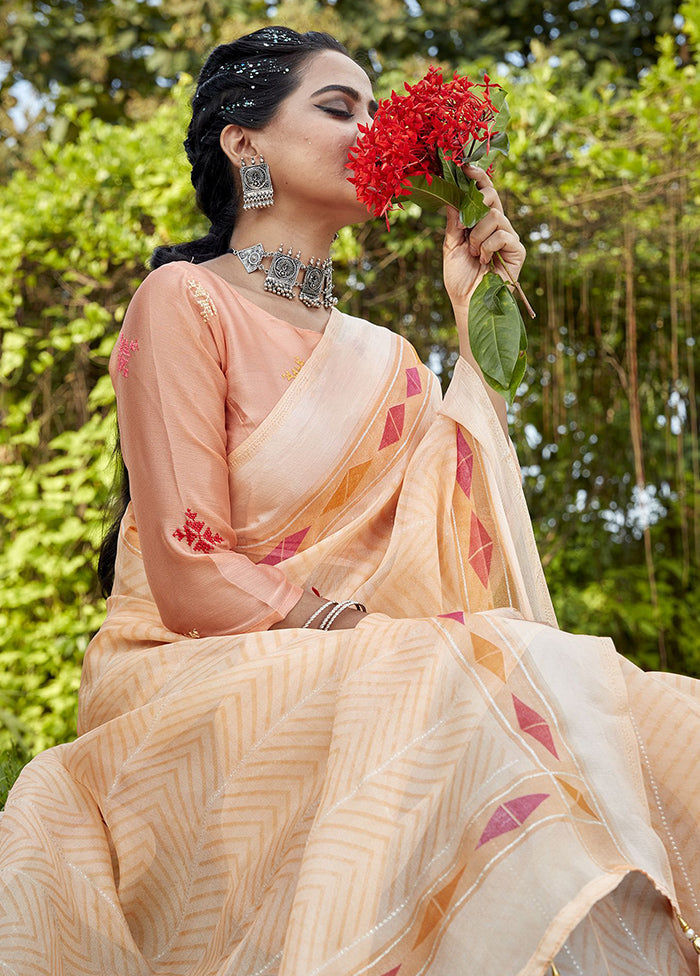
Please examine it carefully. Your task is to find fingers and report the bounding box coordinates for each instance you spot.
[444,181,525,278]
[477,229,525,267]
[463,164,504,213]
[467,209,524,265]
[443,204,466,253]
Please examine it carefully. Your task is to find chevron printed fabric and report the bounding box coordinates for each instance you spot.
[2,293,700,976]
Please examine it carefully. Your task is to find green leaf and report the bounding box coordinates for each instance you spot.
[406,174,463,212]
[482,346,527,404]
[468,272,527,402]
[487,86,511,139]
[459,181,490,228]
[438,150,460,186]
[463,89,511,170]
[467,129,510,168]
[435,151,489,227]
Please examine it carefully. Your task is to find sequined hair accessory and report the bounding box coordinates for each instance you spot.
[196,58,292,99]
[228,243,338,309]
[192,24,303,104]
[255,26,304,46]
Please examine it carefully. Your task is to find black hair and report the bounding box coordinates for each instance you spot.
[98,26,350,597]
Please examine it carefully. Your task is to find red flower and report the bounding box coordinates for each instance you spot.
[347,67,502,224]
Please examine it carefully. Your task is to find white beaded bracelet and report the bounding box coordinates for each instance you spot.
[302,601,336,629]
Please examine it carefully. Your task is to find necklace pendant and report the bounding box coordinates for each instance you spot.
[299,261,325,308]
[264,250,302,299]
[322,258,338,309]
[233,243,265,273]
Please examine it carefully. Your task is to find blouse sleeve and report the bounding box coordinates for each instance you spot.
[110,263,303,636]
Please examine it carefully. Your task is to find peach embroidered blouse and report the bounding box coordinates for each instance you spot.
[110,261,323,637]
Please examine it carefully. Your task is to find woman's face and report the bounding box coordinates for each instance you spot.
[252,50,378,225]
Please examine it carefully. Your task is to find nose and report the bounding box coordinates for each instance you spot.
[355,108,374,133]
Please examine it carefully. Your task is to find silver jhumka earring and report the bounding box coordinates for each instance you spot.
[240,155,274,210]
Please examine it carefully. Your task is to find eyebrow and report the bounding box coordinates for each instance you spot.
[310,84,379,115]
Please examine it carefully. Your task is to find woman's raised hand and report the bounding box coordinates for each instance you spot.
[442,164,526,312]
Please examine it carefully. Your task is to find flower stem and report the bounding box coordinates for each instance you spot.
[493,252,536,318]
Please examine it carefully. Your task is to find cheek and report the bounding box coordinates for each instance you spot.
[304,136,351,172]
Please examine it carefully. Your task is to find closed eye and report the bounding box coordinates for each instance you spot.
[315,105,353,118]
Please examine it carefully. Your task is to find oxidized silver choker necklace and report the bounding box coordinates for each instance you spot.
[228,243,337,309]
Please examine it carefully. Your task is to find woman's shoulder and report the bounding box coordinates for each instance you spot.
[134,260,217,300]
[134,261,268,323]
[126,261,228,327]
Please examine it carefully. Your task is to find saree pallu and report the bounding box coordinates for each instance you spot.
[1,310,699,976]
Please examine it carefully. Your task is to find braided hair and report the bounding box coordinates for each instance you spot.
[98,27,349,597]
[150,26,348,268]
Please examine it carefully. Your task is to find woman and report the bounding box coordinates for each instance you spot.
[1,25,699,976]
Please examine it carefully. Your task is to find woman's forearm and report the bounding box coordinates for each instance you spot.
[269,589,366,631]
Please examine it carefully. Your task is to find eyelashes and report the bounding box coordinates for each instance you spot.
[315,105,353,119]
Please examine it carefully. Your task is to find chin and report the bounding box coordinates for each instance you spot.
[337,187,373,223]
[347,205,373,226]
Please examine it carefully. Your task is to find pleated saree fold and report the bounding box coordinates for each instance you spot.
[2,310,699,976]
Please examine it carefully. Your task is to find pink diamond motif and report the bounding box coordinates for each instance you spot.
[259,527,310,565]
[379,403,405,450]
[456,428,474,498]
[468,512,493,587]
[505,793,550,823]
[406,366,422,397]
[512,695,559,758]
[439,611,466,624]
[477,793,549,848]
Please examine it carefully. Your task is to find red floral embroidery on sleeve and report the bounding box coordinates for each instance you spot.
[117,335,139,377]
[173,509,224,553]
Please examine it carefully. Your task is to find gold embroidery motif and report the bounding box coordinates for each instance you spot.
[282,356,305,382]
[186,279,218,323]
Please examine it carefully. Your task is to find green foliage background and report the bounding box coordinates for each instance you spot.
[1,0,699,781]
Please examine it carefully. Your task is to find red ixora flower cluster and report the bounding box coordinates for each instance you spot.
[347,66,501,222]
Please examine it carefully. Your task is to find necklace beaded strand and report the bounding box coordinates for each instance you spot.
[228,243,337,309]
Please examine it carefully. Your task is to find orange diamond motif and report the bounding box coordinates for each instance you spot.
[323,460,372,513]
[556,777,599,819]
[412,899,442,949]
[412,866,466,948]
[472,634,507,682]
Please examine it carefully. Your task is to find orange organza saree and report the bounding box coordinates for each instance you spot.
[1,305,699,975]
